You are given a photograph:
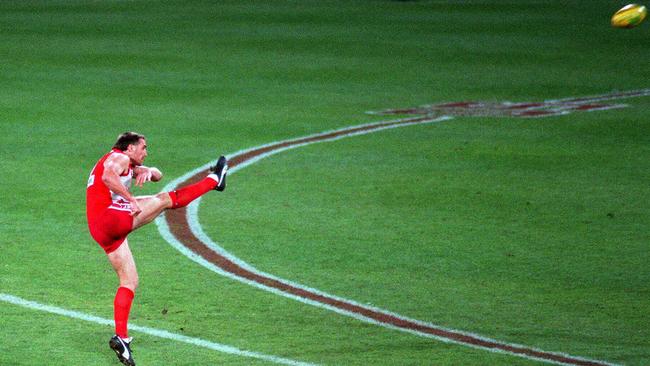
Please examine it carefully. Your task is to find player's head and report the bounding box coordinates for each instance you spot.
[114,132,148,165]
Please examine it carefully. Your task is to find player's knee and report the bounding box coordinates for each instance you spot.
[120,272,139,291]
[156,192,173,209]
[123,277,139,291]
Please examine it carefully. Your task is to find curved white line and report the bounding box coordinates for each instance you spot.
[183,202,617,366]
[155,116,618,366]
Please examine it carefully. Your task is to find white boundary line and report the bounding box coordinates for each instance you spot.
[155,115,620,366]
[0,293,317,366]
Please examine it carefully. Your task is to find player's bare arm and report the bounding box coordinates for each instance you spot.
[133,166,162,187]
[102,153,142,216]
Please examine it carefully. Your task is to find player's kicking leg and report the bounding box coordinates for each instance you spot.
[132,155,228,229]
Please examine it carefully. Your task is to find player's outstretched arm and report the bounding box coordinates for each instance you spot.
[133,166,162,187]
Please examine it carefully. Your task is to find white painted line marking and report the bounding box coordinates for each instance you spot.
[156,112,622,366]
[0,293,317,366]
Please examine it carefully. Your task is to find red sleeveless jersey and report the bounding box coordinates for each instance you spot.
[86,149,134,223]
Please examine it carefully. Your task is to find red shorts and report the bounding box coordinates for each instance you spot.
[88,206,134,254]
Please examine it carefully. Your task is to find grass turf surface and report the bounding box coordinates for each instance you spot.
[1,1,649,365]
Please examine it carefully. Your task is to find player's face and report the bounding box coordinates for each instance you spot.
[129,139,148,165]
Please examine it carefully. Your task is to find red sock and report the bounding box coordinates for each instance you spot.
[114,287,134,338]
[168,176,218,208]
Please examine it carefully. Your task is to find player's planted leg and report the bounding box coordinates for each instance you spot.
[107,239,138,348]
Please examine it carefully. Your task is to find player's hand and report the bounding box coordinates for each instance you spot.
[130,199,142,217]
[135,168,153,187]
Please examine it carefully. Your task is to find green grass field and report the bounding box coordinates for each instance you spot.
[1,1,649,365]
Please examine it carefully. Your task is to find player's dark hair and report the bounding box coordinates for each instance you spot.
[113,132,146,151]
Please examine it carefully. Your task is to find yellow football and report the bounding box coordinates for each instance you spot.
[611,4,647,28]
